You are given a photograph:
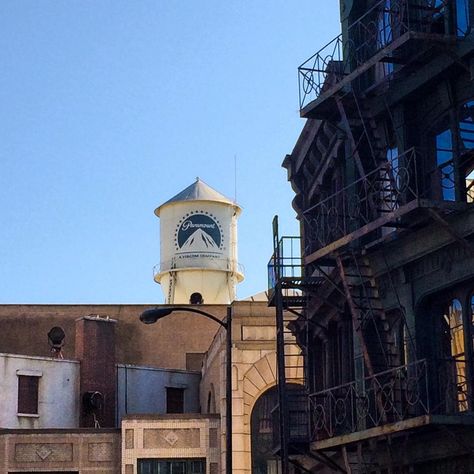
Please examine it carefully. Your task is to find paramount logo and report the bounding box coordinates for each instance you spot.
[181,220,216,231]
[176,213,223,251]
[181,228,220,251]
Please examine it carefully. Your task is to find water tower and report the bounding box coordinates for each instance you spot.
[154,178,244,304]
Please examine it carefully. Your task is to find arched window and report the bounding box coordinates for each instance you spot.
[250,386,304,474]
[206,384,216,414]
[440,299,468,412]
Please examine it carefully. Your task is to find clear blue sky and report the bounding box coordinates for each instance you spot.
[0,1,340,303]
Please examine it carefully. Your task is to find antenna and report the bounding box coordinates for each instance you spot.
[234,155,237,203]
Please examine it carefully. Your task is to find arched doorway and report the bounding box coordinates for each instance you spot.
[250,386,280,474]
[250,385,305,474]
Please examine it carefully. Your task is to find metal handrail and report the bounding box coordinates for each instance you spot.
[267,236,303,291]
[154,257,245,277]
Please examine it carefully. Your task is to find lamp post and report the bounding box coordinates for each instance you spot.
[140,305,233,474]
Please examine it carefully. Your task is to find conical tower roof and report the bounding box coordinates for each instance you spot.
[155,178,238,216]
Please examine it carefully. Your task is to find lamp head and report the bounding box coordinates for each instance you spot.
[140,307,174,324]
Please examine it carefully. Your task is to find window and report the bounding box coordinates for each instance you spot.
[419,288,474,414]
[440,299,468,411]
[457,0,471,36]
[458,101,474,201]
[17,375,39,415]
[138,459,205,474]
[428,101,474,203]
[166,387,184,414]
[435,127,455,201]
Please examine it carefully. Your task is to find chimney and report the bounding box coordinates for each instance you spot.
[75,315,117,428]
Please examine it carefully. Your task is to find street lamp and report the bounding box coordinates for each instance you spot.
[140,305,233,474]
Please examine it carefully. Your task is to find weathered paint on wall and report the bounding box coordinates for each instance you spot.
[0,304,224,369]
[116,364,201,423]
[0,353,79,429]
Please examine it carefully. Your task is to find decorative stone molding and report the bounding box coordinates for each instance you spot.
[14,443,73,462]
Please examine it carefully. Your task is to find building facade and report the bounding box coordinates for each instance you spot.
[270,1,474,472]
[0,298,299,473]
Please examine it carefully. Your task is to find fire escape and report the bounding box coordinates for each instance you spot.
[270,1,474,472]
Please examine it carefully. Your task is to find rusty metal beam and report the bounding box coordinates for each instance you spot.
[336,254,375,378]
[305,199,420,265]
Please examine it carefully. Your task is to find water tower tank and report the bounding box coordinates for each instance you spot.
[154,178,244,304]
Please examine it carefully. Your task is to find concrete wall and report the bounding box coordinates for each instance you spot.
[0,353,79,429]
[0,429,119,474]
[0,304,225,370]
[117,364,201,423]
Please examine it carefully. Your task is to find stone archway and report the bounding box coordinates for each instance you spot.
[231,348,304,473]
[242,352,277,420]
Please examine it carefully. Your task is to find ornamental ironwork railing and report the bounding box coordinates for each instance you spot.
[309,358,469,441]
[299,0,453,110]
[302,147,419,255]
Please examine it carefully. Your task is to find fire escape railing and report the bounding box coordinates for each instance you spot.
[309,358,469,442]
[298,0,452,110]
[268,236,303,293]
[302,147,419,254]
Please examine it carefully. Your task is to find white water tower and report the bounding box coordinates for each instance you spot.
[154,178,244,304]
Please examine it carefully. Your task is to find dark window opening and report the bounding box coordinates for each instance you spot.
[166,387,185,414]
[251,386,303,474]
[190,292,204,305]
[428,0,448,34]
[17,375,39,415]
[138,459,205,474]
[206,384,216,414]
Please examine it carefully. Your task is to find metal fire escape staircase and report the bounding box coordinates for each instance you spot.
[268,218,349,474]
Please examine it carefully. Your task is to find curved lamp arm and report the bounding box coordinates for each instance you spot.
[140,306,228,329]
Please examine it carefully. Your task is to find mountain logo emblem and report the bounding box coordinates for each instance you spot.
[176,213,223,252]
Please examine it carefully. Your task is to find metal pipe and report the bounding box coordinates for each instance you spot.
[226,305,233,474]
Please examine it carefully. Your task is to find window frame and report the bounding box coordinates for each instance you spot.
[138,458,206,474]
[17,373,41,416]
